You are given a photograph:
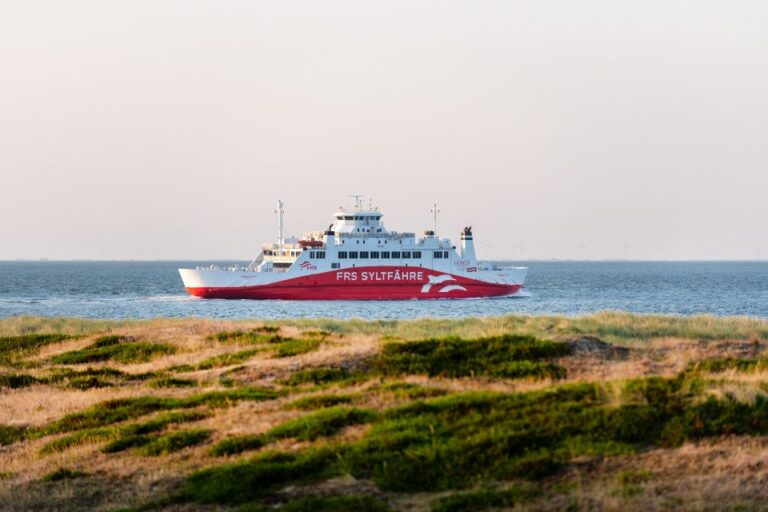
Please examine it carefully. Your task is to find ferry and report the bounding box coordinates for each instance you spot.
[179,198,527,300]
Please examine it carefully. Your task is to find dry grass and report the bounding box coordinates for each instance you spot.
[2,313,768,511]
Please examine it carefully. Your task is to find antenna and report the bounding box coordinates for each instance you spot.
[274,200,285,247]
[431,203,440,235]
[349,195,364,211]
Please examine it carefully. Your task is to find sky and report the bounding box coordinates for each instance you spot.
[1,1,766,261]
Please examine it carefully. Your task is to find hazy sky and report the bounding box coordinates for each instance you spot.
[2,1,766,260]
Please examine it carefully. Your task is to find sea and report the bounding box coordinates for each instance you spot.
[0,261,766,320]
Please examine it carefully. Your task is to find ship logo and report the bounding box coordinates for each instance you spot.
[300,261,317,271]
[420,274,467,294]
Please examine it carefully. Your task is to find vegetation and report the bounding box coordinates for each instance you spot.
[0,333,72,363]
[51,335,176,364]
[5,314,768,511]
[376,335,569,379]
[286,393,356,410]
[42,468,89,482]
[430,486,538,512]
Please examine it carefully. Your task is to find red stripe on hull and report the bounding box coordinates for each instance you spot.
[184,267,522,300]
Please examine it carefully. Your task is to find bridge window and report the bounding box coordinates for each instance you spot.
[338,251,348,259]
[391,251,401,258]
[316,251,325,259]
[360,251,369,258]
[443,251,449,258]
[402,251,411,258]
[349,251,359,259]
[434,251,443,259]
[381,251,390,259]
[370,251,380,258]
[412,251,421,258]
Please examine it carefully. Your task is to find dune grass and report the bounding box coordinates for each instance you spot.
[239,495,390,512]
[0,333,73,363]
[286,394,357,411]
[51,335,176,365]
[376,335,568,379]
[42,468,89,482]
[430,485,538,512]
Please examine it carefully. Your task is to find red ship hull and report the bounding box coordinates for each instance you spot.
[185,267,522,300]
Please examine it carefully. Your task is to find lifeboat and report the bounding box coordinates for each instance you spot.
[299,239,324,248]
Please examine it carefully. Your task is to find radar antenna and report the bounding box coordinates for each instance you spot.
[431,203,440,236]
[274,200,285,248]
[349,194,364,211]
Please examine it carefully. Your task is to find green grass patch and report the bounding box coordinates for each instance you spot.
[280,367,363,387]
[51,336,176,365]
[0,424,29,446]
[286,394,356,411]
[196,349,262,369]
[138,429,212,456]
[239,495,389,512]
[44,411,210,454]
[267,407,377,441]
[0,333,72,363]
[687,358,768,374]
[175,447,338,504]
[209,434,266,456]
[371,382,449,400]
[210,330,282,343]
[42,468,89,482]
[270,338,322,358]
[430,485,538,512]
[0,372,44,388]
[148,376,197,388]
[376,335,569,379]
[44,387,281,434]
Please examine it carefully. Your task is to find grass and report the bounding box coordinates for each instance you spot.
[430,485,538,512]
[0,333,73,363]
[51,335,176,364]
[44,411,210,454]
[687,358,768,374]
[239,495,390,512]
[280,367,357,386]
[0,372,43,388]
[44,387,281,434]
[286,394,357,410]
[148,376,196,388]
[139,429,212,456]
[195,349,262,369]
[209,406,377,456]
[376,335,569,379]
[270,337,323,358]
[0,424,29,446]
[266,406,377,441]
[42,468,89,482]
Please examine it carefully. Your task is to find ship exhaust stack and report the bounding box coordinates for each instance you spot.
[460,226,476,264]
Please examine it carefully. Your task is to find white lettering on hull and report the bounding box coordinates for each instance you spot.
[335,271,424,282]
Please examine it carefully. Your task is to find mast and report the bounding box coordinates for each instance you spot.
[431,203,440,236]
[274,200,285,248]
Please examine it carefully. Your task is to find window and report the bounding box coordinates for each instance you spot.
[344,215,353,220]
[381,251,390,259]
[309,252,315,259]
[331,262,340,269]
[349,251,359,259]
[316,251,325,259]
[370,251,380,258]
[412,251,421,258]
[360,251,369,258]
[434,251,443,259]
[338,251,348,259]
[402,251,411,258]
[391,251,401,258]
[444,251,449,258]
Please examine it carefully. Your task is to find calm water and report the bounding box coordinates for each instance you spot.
[0,261,766,320]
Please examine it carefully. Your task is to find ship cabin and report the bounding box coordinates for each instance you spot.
[255,207,472,274]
